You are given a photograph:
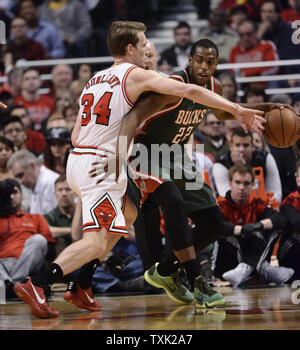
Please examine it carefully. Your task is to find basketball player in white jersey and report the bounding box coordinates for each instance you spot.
[14,21,265,318]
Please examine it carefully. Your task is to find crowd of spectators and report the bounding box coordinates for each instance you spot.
[0,0,300,298]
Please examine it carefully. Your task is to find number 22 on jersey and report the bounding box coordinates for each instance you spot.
[81,92,112,126]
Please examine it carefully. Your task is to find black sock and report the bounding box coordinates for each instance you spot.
[157,252,179,276]
[76,259,100,290]
[31,263,63,287]
[181,259,201,288]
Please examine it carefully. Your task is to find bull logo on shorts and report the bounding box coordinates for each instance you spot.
[93,198,117,230]
[99,210,113,223]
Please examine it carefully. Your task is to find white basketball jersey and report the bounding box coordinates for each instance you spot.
[75,62,138,153]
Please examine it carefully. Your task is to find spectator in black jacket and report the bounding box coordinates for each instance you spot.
[279,159,300,281]
[213,164,294,287]
[158,21,192,74]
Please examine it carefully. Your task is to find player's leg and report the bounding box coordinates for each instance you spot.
[64,195,137,310]
[143,182,197,304]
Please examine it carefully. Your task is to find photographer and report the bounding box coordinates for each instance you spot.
[0,179,55,298]
[213,164,294,287]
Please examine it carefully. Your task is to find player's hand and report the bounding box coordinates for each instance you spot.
[0,101,7,109]
[88,155,125,184]
[234,105,265,134]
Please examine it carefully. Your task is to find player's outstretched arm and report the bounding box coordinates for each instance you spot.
[89,92,177,183]
[206,79,265,133]
[0,101,7,109]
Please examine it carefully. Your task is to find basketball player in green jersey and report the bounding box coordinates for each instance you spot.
[90,39,280,308]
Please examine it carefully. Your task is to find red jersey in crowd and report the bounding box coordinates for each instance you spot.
[229,40,279,77]
[14,94,54,131]
[281,8,300,23]
[0,211,55,259]
[217,195,269,225]
[281,190,300,212]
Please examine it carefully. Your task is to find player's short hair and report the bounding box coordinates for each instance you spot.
[107,21,147,57]
[228,163,255,183]
[190,39,219,58]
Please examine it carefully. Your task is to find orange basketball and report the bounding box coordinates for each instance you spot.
[263,108,300,148]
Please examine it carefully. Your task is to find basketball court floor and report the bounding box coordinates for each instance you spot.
[0,284,299,331]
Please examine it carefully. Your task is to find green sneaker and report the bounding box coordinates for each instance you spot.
[144,263,194,304]
[194,275,225,308]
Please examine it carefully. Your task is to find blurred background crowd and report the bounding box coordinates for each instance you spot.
[1,0,300,298]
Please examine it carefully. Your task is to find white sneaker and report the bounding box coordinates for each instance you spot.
[222,263,254,287]
[257,261,294,284]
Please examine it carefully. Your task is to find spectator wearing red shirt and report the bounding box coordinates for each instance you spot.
[229,19,279,82]
[0,179,55,298]
[281,0,300,23]
[213,163,293,287]
[10,106,46,154]
[14,68,54,132]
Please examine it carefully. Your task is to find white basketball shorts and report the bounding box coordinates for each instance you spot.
[66,146,128,236]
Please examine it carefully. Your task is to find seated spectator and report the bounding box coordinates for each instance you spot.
[212,127,282,203]
[54,88,73,116]
[243,84,267,104]
[213,164,294,287]
[196,8,239,63]
[10,106,46,154]
[3,116,28,151]
[0,178,55,298]
[218,71,239,102]
[40,127,71,175]
[14,68,54,132]
[62,103,78,133]
[228,5,248,32]
[6,67,24,98]
[0,86,14,110]
[0,136,14,181]
[281,0,300,23]
[257,0,300,88]
[252,131,271,152]
[202,111,229,162]
[49,64,73,98]
[18,0,66,58]
[92,231,145,295]
[37,0,93,58]
[279,159,300,281]
[219,0,265,21]
[1,17,47,71]
[69,80,85,103]
[269,93,292,106]
[46,113,69,129]
[158,21,193,73]
[7,149,59,215]
[75,63,92,85]
[292,95,300,114]
[44,175,76,259]
[271,138,300,199]
[229,19,279,84]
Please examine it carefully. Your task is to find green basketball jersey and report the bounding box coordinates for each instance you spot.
[138,68,215,146]
[131,69,218,214]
